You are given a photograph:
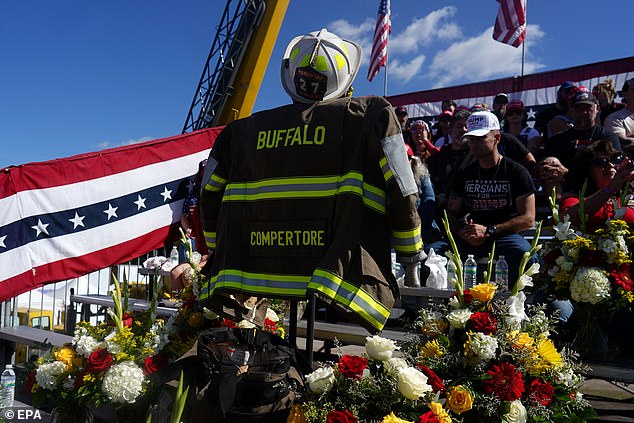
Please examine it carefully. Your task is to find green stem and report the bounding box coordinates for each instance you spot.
[484,241,496,284]
[442,210,464,304]
[510,220,542,296]
[111,275,124,332]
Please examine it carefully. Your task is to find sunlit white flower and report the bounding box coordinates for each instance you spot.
[505,292,528,328]
[35,361,66,390]
[386,357,409,376]
[397,367,432,400]
[365,335,399,361]
[554,216,577,241]
[502,399,527,423]
[570,267,611,304]
[306,366,335,394]
[265,308,280,322]
[447,308,473,329]
[448,296,461,309]
[73,334,100,358]
[102,361,146,404]
[469,332,498,361]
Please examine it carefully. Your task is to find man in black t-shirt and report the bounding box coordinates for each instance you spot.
[447,111,536,286]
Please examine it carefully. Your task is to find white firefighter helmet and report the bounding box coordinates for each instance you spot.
[281,28,362,103]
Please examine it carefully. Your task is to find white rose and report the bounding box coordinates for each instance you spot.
[306,366,335,394]
[365,335,398,361]
[386,357,409,375]
[397,367,432,400]
[502,400,527,423]
[265,308,280,322]
[447,308,473,329]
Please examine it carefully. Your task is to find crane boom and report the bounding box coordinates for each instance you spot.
[182,0,289,133]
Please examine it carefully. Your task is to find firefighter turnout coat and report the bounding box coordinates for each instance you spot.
[199,96,422,332]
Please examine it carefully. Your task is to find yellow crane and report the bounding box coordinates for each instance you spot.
[182,0,290,132]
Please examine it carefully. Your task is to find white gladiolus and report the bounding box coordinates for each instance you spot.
[102,361,146,404]
[505,292,528,328]
[365,335,399,361]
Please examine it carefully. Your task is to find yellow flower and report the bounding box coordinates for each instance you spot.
[530,337,563,373]
[381,411,413,423]
[187,311,204,327]
[446,385,474,415]
[471,283,496,302]
[421,339,445,358]
[507,330,534,349]
[53,346,76,370]
[430,401,452,423]
[285,404,307,423]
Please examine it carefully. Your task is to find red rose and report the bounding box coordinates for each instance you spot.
[85,348,113,373]
[143,353,169,376]
[529,378,554,406]
[468,312,498,335]
[122,312,134,328]
[337,355,368,380]
[418,411,440,423]
[482,362,525,402]
[264,317,278,333]
[418,365,445,393]
[223,318,237,328]
[326,410,358,423]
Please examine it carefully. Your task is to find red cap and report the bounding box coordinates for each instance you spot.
[507,100,525,112]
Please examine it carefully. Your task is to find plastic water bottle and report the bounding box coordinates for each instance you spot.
[1,364,15,408]
[463,255,477,289]
[446,260,457,289]
[495,255,509,292]
[169,245,179,266]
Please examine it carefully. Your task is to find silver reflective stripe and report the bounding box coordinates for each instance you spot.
[381,133,418,196]
[200,156,219,196]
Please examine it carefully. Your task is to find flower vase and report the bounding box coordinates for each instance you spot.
[51,403,94,423]
[572,302,619,361]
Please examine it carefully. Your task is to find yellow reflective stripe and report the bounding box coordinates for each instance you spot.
[203,230,216,249]
[392,225,423,253]
[198,269,310,301]
[379,156,393,182]
[204,173,227,192]
[362,182,386,214]
[309,268,390,331]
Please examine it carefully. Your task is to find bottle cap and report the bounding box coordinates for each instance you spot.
[5,364,12,369]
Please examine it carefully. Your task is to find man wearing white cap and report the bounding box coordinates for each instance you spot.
[447,111,536,286]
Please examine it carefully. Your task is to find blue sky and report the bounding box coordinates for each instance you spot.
[1,0,631,169]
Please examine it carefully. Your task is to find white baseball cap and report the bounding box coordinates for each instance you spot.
[464,111,500,137]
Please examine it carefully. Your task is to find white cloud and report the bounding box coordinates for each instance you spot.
[390,6,462,55]
[427,24,545,87]
[94,136,153,150]
[389,55,426,84]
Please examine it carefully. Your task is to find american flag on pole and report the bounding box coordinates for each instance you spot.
[367,0,391,82]
[492,0,527,48]
[0,128,220,301]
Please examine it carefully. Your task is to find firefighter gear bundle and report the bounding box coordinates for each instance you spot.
[199,96,423,332]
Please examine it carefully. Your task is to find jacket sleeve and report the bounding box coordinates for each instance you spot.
[199,127,231,254]
[373,99,425,263]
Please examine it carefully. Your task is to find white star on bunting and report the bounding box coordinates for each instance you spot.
[134,195,147,210]
[160,187,173,202]
[0,235,6,248]
[104,203,119,221]
[69,212,86,229]
[526,108,536,119]
[32,219,50,237]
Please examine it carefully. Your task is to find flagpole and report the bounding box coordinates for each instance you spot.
[521,0,526,78]
[383,36,388,96]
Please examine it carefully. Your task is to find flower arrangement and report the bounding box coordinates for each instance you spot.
[539,202,634,310]
[290,335,444,423]
[29,277,169,422]
[391,215,597,422]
